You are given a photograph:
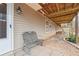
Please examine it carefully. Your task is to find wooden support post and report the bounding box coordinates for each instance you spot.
[76,12,79,43]
[75,12,78,43]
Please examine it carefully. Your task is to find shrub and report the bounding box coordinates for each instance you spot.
[67,34,76,43]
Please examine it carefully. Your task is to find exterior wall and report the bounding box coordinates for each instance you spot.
[45,16,57,33]
[14,3,58,49]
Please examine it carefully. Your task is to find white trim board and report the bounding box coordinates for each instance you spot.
[0,3,14,55]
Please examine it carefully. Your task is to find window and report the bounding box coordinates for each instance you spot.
[0,3,7,38]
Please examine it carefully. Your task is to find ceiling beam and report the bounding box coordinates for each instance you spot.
[50,13,75,21]
[39,3,51,14]
[73,3,78,7]
[51,14,75,24]
[56,20,71,24]
[56,3,60,11]
[47,6,79,18]
[50,18,61,26]
[38,3,79,25]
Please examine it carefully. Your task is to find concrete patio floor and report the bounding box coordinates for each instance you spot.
[9,33,79,56]
[43,34,79,56]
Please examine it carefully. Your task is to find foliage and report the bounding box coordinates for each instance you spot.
[67,34,76,43]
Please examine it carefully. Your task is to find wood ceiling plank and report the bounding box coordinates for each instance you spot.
[51,14,75,24]
[39,3,57,14]
[47,6,79,18]
[55,20,72,23]
[39,3,51,14]
[38,3,79,25]
[55,18,73,24]
[73,3,79,8]
[49,3,57,12]
[41,9,49,15]
[56,3,60,11]
[73,3,77,7]
[65,3,73,9]
[50,14,75,22]
[50,20,61,26]
[47,4,55,13]
[56,3,65,11]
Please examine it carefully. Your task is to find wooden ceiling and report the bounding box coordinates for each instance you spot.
[38,3,79,25]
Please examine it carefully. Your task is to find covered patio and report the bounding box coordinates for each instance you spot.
[0,3,79,56]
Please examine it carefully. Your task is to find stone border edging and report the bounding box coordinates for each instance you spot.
[64,39,79,49]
